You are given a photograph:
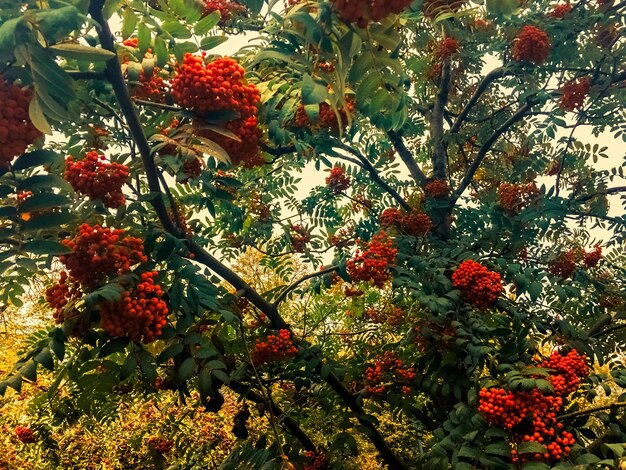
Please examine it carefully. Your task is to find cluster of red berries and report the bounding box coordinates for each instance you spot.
[181,156,203,183]
[451,260,503,309]
[364,305,404,326]
[64,151,130,208]
[132,69,167,102]
[331,0,412,27]
[424,179,450,198]
[414,322,456,354]
[146,436,174,454]
[512,26,551,64]
[548,3,572,18]
[380,207,432,236]
[249,192,271,220]
[497,182,540,214]
[293,99,355,132]
[14,426,36,444]
[16,190,32,204]
[346,231,397,288]
[290,224,312,252]
[596,23,618,49]
[251,329,298,365]
[100,271,168,343]
[539,349,589,396]
[172,54,259,117]
[326,165,350,193]
[548,245,602,278]
[422,0,466,18]
[559,77,591,111]
[59,224,147,287]
[302,451,329,470]
[364,351,415,395]
[203,0,245,24]
[0,77,42,168]
[199,116,263,167]
[45,270,82,324]
[437,37,460,60]
[478,350,588,463]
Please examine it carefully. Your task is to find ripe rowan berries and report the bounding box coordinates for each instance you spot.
[202,0,245,24]
[364,352,415,395]
[45,270,82,324]
[380,208,431,236]
[290,224,311,252]
[130,68,167,102]
[181,156,203,183]
[547,250,578,278]
[331,0,412,27]
[437,37,460,60]
[548,3,572,18]
[326,166,350,193]
[512,26,551,64]
[596,23,618,49]
[559,77,591,111]
[197,116,263,167]
[99,271,168,343]
[59,224,147,287]
[14,426,36,444]
[346,231,397,288]
[424,179,450,198]
[497,182,540,214]
[452,260,502,309]
[64,151,129,208]
[364,305,404,326]
[422,0,466,19]
[302,451,329,470]
[146,436,174,454]
[251,329,298,365]
[0,76,42,168]
[583,244,602,268]
[539,349,588,396]
[171,54,259,117]
[293,99,355,132]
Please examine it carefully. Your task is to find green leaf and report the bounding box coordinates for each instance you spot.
[7,374,22,393]
[176,357,196,382]
[20,360,37,381]
[301,74,327,105]
[162,20,192,39]
[212,369,230,385]
[22,240,72,256]
[603,443,625,457]
[29,96,52,134]
[137,22,151,55]
[520,462,550,470]
[35,348,54,371]
[198,366,212,399]
[37,6,85,40]
[22,211,76,231]
[99,337,129,357]
[50,43,115,62]
[528,281,542,301]
[154,36,168,67]
[517,441,546,454]
[157,343,184,363]
[120,354,138,380]
[19,193,69,212]
[12,150,60,171]
[200,35,228,51]
[0,17,23,56]
[121,7,138,39]
[484,442,511,457]
[194,11,220,35]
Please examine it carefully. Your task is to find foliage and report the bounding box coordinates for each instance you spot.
[1,0,626,468]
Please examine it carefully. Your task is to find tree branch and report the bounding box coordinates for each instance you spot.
[274,266,338,307]
[386,130,428,187]
[431,59,452,180]
[450,67,508,134]
[575,186,626,204]
[452,99,537,203]
[560,402,626,420]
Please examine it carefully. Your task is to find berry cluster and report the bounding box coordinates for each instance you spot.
[45,270,82,325]
[424,179,450,198]
[512,26,551,64]
[346,231,397,288]
[64,151,129,208]
[364,305,404,326]
[596,23,618,49]
[100,271,168,343]
[364,351,415,395]
[302,451,329,470]
[380,207,432,236]
[497,182,540,214]
[331,0,412,27]
[203,0,245,24]
[548,245,601,278]
[146,436,174,454]
[478,351,588,463]
[548,3,572,18]
[198,116,263,167]
[539,349,589,396]
[251,329,298,365]
[59,224,147,286]
[172,55,259,117]
[414,322,456,354]
[293,99,355,132]
[131,68,167,102]
[326,165,350,193]
[559,77,591,111]
[290,224,311,252]
[16,190,32,204]
[0,77,42,168]
[437,37,460,60]
[181,156,203,183]
[14,426,36,444]
[452,260,503,309]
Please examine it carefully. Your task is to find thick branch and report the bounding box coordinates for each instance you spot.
[591,323,626,338]
[560,402,626,420]
[452,99,536,203]
[431,59,452,180]
[450,67,507,134]
[575,186,626,203]
[333,143,412,212]
[386,130,428,187]
[274,266,338,307]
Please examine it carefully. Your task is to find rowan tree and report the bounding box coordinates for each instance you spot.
[1,0,626,468]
